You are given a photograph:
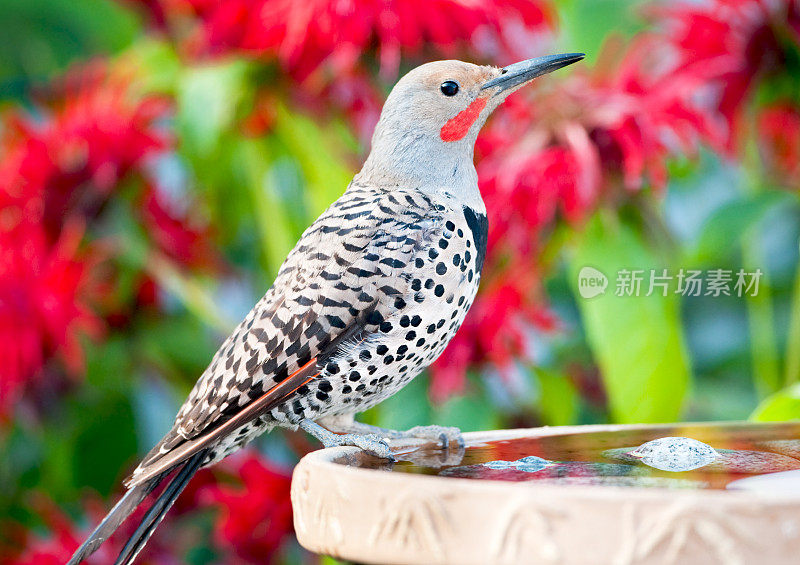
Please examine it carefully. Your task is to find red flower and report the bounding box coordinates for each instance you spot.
[141,184,223,272]
[3,495,181,565]
[2,460,289,564]
[0,65,175,414]
[0,65,171,238]
[202,453,293,564]
[651,0,800,149]
[757,102,800,186]
[0,220,102,417]
[180,0,554,82]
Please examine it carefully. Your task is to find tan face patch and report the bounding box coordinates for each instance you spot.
[416,62,497,94]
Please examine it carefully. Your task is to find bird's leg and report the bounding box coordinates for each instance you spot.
[316,413,464,449]
[299,419,394,460]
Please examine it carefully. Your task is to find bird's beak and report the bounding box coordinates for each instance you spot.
[481,53,585,94]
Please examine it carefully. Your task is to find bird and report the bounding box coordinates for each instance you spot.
[68,52,584,564]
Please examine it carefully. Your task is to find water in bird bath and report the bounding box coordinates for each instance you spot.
[382,421,800,490]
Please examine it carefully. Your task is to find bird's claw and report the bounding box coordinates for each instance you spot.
[403,425,464,449]
[325,432,395,461]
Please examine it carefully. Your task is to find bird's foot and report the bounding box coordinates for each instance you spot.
[299,420,394,460]
[326,432,395,460]
[315,415,464,450]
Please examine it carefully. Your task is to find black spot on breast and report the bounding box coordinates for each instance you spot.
[463,207,488,273]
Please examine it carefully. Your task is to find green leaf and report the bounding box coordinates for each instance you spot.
[238,138,299,277]
[366,374,431,431]
[742,236,781,397]
[272,104,354,217]
[432,387,500,432]
[121,38,182,95]
[0,0,139,99]
[534,368,579,426]
[177,60,252,157]
[556,0,646,64]
[688,191,788,265]
[750,383,800,422]
[569,213,691,423]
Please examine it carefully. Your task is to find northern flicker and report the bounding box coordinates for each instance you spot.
[69,52,583,564]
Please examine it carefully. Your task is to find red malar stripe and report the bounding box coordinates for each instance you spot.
[440,97,488,142]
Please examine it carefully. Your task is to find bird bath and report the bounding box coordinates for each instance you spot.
[291,421,800,564]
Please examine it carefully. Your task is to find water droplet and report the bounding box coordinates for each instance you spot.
[515,456,550,472]
[483,460,514,470]
[481,456,550,472]
[628,437,718,472]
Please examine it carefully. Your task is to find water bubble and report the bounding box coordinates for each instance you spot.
[515,456,550,472]
[628,437,719,472]
[483,460,514,470]
[481,455,550,472]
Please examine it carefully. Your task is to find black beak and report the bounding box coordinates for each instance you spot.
[481,53,585,93]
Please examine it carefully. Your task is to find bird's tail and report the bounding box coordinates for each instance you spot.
[67,449,208,565]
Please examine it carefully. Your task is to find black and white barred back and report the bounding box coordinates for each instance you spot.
[129,181,487,483]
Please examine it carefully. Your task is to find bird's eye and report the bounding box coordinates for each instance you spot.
[440,81,459,96]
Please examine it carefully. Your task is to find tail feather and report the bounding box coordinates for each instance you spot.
[68,449,208,564]
[66,479,160,565]
[114,449,207,565]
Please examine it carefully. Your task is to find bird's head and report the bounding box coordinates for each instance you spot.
[358,53,584,188]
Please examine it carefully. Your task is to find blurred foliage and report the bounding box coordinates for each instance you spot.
[2,0,800,562]
[569,213,691,423]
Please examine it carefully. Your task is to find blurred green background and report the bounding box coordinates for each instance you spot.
[2,0,800,562]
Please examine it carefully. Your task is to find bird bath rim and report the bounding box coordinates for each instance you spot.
[291,422,800,564]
